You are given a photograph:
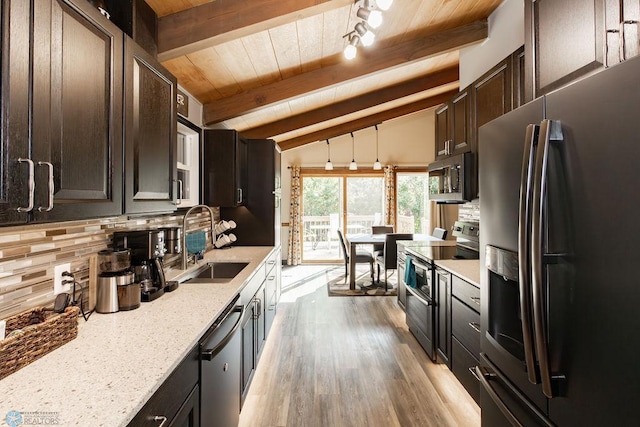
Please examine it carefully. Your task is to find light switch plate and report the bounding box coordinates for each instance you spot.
[54,263,71,295]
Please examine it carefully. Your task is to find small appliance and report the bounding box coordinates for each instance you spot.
[113,230,171,302]
[96,249,138,313]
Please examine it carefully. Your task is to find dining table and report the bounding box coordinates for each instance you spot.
[345,234,387,290]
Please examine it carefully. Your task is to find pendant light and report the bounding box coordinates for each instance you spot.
[343,34,360,60]
[349,132,358,170]
[325,139,333,170]
[357,0,383,28]
[355,22,375,47]
[373,124,382,170]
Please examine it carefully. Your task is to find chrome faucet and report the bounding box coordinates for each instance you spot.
[181,204,216,269]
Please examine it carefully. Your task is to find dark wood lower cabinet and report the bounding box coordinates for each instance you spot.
[436,268,452,367]
[128,346,199,426]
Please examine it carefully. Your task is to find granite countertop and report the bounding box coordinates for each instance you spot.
[0,246,274,427]
[435,259,481,287]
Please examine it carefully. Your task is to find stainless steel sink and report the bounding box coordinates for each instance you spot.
[181,262,249,284]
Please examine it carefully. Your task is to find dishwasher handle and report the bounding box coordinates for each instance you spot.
[201,305,245,361]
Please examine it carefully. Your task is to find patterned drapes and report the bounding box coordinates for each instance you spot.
[383,165,396,227]
[287,165,302,265]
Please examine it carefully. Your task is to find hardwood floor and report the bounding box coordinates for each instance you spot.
[239,266,480,427]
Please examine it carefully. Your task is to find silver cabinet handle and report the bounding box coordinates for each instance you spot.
[237,188,243,204]
[17,158,35,212]
[152,415,167,427]
[518,124,539,385]
[37,161,54,212]
[469,296,481,306]
[469,366,481,382]
[468,322,481,334]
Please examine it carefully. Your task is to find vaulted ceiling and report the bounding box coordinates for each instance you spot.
[144,0,503,150]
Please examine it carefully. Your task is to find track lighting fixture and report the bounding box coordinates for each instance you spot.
[373,124,382,170]
[343,0,392,60]
[325,139,334,170]
[355,22,375,47]
[349,132,358,170]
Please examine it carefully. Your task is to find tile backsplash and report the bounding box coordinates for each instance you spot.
[0,209,219,320]
[458,199,480,222]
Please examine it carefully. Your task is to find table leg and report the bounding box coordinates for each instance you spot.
[349,242,356,290]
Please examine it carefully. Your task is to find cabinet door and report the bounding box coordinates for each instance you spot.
[621,0,640,60]
[255,284,266,360]
[1,0,31,224]
[169,385,200,427]
[436,268,451,367]
[203,129,248,207]
[450,88,472,156]
[124,37,177,214]
[434,103,450,159]
[513,47,527,108]
[39,0,124,221]
[241,301,255,404]
[525,0,605,98]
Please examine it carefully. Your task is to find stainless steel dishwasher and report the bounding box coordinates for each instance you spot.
[200,295,245,427]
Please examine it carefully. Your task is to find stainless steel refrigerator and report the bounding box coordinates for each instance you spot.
[478,54,640,426]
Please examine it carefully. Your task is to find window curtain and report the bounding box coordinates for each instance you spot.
[383,165,396,227]
[287,165,302,265]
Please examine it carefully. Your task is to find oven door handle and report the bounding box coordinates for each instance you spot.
[406,285,433,306]
[201,305,245,361]
[411,260,431,272]
[476,366,524,427]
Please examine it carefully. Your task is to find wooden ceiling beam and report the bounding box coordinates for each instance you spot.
[157,0,353,61]
[242,66,459,139]
[276,90,459,151]
[203,20,487,125]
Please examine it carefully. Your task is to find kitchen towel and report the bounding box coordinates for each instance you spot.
[185,231,206,254]
[404,255,417,288]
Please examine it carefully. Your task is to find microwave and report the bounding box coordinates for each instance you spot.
[427,152,472,203]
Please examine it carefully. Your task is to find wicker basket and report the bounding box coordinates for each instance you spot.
[0,306,80,380]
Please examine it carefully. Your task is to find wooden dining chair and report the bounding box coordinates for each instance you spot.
[337,230,374,283]
[375,233,413,291]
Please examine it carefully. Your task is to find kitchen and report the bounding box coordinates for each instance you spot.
[1,2,635,424]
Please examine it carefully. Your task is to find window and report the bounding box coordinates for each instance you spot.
[396,172,430,234]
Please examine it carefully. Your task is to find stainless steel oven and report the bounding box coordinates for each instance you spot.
[405,255,436,361]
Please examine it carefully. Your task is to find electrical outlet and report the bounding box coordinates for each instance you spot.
[54,263,71,295]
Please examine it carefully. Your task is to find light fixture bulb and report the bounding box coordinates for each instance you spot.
[325,139,333,170]
[373,160,382,170]
[343,35,359,60]
[349,160,358,170]
[356,7,383,29]
[355,22,375,47]
[375,0,393,11]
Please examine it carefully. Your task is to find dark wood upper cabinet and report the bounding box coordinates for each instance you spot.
[513,46,527,108]
[220,139,281,246]
[2,0,124,224]
[525,0,606,99]
[434,87,472,160]
[203,129,248,207]
[472,57,513,131]
[123,37,177,214]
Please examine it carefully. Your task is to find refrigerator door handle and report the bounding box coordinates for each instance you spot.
[531,119,564,398]
[518,124,540,385]
[476,366,524,427]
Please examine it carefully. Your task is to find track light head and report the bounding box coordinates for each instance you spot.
[356,7,383,29]
[355,22,375,47]
[343,34,360,60]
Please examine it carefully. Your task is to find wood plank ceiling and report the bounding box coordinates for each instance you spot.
[145,0,503,150]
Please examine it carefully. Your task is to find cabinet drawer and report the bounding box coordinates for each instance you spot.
[128,345,199,426]
[265,250,278,275]
[452,297,480,358]
[451,337,480,404]
[451,275,480,312]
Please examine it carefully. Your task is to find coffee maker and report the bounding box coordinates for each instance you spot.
[113,230,170,302]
